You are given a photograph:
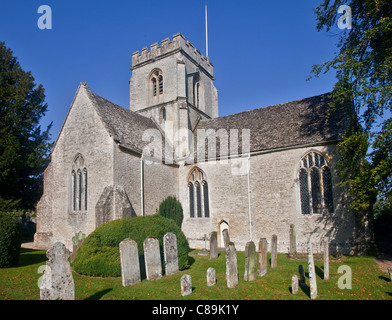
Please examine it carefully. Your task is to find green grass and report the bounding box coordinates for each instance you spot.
[0,248,391,300]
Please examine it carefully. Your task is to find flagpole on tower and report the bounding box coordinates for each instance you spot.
[205,3,209,57]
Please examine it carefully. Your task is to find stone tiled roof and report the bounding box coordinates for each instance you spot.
[193,93,347,159]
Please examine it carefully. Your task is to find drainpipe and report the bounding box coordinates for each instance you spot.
[247,153,252,241]
[141,154,145,216]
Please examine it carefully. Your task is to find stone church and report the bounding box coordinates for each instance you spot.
[34,33,371,254]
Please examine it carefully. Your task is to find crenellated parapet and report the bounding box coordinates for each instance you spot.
[131,33,214,76]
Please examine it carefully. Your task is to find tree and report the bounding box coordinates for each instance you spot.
[310,0,392,213]
[0,42,52,210]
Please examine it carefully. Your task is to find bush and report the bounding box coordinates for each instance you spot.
[0,214,22,267]
[72,215,190,277]
[157,196,184,228]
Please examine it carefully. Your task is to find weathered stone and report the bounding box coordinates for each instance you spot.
[207,267,216,286]
[291,274,299,294]
[209,231,218,260]
[181,274,192,296]
[271,234,278,268]
[388,267,392,281]
[70,231,85,263]
[226,242,238,288]
[143,236,162,281]
[119,238,141,287]
[163,232,179,276]
[308,240,318,299]
[298,264,306,286]
[40,242,75,300]
[323,238,329,280]
[222,228,230,248]
[257,238,268,277]
[244,241,257,281]
[289,224,297,258]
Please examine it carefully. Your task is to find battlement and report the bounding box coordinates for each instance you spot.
[131,33,214,76]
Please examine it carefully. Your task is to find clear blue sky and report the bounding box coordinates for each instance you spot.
[0,0,341,141]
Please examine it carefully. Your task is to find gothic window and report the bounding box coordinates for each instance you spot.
[160,107,166,122]
[298,152,334,215]
[150,69,163,97]
[187,167,210,218]
[71,154,87,212]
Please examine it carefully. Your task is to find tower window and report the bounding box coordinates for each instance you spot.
[150,69,163,97]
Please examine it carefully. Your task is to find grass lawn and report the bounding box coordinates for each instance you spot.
[0,248,391,300]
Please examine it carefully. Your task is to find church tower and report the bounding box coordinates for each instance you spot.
[129,33,218,156]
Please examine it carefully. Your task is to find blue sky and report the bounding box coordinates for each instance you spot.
[0,0,341,141]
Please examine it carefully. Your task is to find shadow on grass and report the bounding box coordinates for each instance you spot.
[378,275,391,282]
[85,288,113,300]
[17,248,47,267]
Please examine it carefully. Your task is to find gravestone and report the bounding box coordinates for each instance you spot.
[298,265,306,286]
[291,274,299,294]
[323,238,329,280]
[288,224,297,258]
[271,234,278,268]
[308,240,318,299]
[181,274,192,296]
[40,242,75,300]
[226,242,238,288]
[198,234,209,256]
[119,238,141,286]
[244,241,257,281]
[388,267,392,281]
[207,267,216,286]
[70,231,85,263]
[209,231,218,260]
[143,236,162,281]
[222,229,230,248]
[257,238,268,277]
[163,232,179,276]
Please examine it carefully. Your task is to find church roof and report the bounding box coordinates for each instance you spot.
[193,93,347,159]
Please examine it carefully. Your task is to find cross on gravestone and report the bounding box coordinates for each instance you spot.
[207,267,216,286]
[163,232,179,276]
[119,238,141,287]
[143,236,162,281]
[198,234,209,256]
[40,242,75,300]
[181,274,192,296]
[271,234,278,268]
[244,241,257,281]
[258,238,268,277]
[209,231,218,260]
[226,242,239,288]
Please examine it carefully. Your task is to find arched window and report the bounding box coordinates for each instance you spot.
[150,69,163,97]
[187,167,210,218]
[298,151,334,215]
[71,154,87,212]
[160,107,166,122]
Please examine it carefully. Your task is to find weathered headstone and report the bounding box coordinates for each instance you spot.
[40,242,75,300]
[163,232,179,276]
[209,231,218,260]
[222,228,230,248]
[181,274,192,296]
[298,264,306,286]
[198,234,209,256]
[119,238,141,286]
[257,238,268,277]
[143,236,162,281]
[271,234,278,268]
[388,267,392,281]
[308,240,318,299]
[207,267,216,286]
[244,241,257,281]
[226,242,238,288]
[323,237,329,280]
[291,274,299,294]
[70,231,85,263]
[288,224,297,258]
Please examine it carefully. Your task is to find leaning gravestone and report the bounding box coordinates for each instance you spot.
[222,229,230,248]
[209,231,218,260]
[181,274,192,296]
[308,240,318,299]
[289,224,297,258]
[226,242,239,288]
[323,237,330,280]
[291,274,299,294]
[40,242,75,300]
[298,265,306,286]
[163,232,179,276]
[207,267,216,286]
[244,241,257,281]
[143,236,162,281]
[258,238,268,277]
[271,234,278,268]
[119,238,141,287]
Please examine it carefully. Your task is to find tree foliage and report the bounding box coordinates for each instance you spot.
[0,42,52,210]
[310,0,392,213]
[157,196,184,228]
